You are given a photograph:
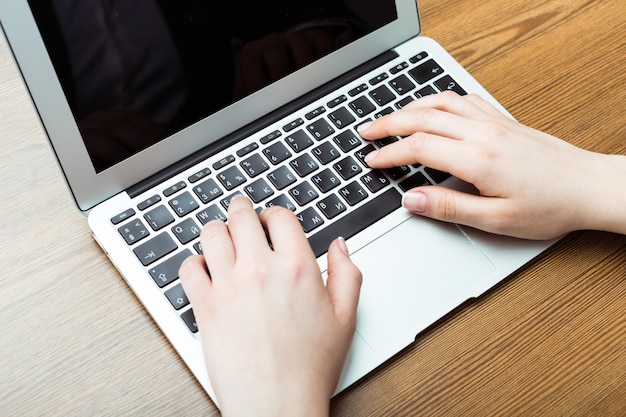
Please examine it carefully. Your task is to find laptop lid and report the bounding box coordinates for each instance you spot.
[0,0,420,213]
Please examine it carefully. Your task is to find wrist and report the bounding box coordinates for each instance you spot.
[219,382,331,417]
[578,152,626,234]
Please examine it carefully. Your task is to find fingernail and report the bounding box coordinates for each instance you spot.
[364,150,378,163]
[337,236,349,256]
[357,121,372,133]
[402,191,428,213]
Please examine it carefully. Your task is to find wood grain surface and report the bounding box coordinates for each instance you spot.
[1,0,624,415]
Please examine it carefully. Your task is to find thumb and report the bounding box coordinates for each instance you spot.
[325,237,362,329]
[402,186,505,233]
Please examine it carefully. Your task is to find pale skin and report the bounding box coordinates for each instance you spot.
[180,91,626,416]
[180,196,362,417]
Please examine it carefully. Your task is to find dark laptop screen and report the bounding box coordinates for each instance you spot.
[28,0,397,172]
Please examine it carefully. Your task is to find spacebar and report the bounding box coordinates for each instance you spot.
[308,187,402,257]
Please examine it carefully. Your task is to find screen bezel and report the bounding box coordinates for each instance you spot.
[0,0,420,212]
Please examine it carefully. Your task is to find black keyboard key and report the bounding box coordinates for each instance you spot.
[181,308,198,333]
[134,233,178,266]
[217,166,247,190]
[283,118,304,132]
[290,153,319,177]
[369,85,395,107]
[385,165,411,180]
[307,118,335,140]
[144,205,175,231]
[169,191,199,217]
[425,167,452,183]
[149,249,192,288]
[327,94,347,108]
[389,74,415,95]
[240,153,270,177]
[408,59,444,84]
[243,178,275,203]
[376,136,399,147]
[305,106,326,120]
[333,130,362,153]
[348,96,376,118]
[163,181,186,197]
[311,141,340,165]
[390,62,409,74]
[118,218,150,245]
[360,170,390,193]
[259,129,282,144]
[188,168,211,184]
[193,178,223,204]
[328,107,356,130]
[369,72,389,85]
[399,172,432,192]
[348,83,368,97]
[266,194,297,211]
[415,85,437,98]
[285,129,313,153]
[263,141,292,165]
[396,96,414,109]
[172,218,202,244]
[307,188,402,257]
[137,195,161,211]
[212,155,235,170]
[196,204,227,225]
[296,207,325,233]
[316,194,347,219]
[409,51,428,64]
[289,181,319,206]
[236,143,259,157]
[310,168,341,193]
[333,156,362,180]
[165,284,189,310]
[374,107,394,118]
[434,75,467,95]
[267,165,297,190]
[111,208,136,225]
[354,144,377,168]
[338,181,368,206]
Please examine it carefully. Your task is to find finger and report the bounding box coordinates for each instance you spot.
[402,187,509,235]
[364,132,463,174]
[359,105,479,142]
[179,255,213,317]
[402,90,493,119]
[226,196,272,257]
[260,206,314,257]
[199,219,235,280]
[325,237,362,329]
[462,93,508,118]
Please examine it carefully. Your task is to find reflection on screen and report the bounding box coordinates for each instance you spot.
[28,0,397,172]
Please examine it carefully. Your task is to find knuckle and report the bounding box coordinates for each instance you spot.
[264,205,294,221]
[200,219,226,240]
[436,192,459,222]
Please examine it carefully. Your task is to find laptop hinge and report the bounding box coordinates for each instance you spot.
[127,49,399,198]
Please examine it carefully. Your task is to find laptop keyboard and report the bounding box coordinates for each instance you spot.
[111,51,464,334]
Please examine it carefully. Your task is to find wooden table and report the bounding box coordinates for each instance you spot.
[1,0,624,415]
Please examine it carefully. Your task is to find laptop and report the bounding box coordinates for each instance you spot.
[1,0,557,404]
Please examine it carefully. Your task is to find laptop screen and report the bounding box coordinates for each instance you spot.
[28,0,397,173]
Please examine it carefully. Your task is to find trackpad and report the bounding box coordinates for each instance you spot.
[350,216,494,352]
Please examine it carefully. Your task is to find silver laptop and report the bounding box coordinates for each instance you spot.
[1,0,556,403]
